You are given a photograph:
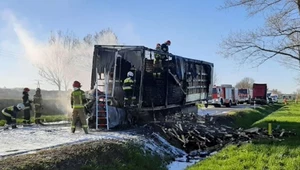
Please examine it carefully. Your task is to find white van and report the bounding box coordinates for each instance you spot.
[270,94,278,103]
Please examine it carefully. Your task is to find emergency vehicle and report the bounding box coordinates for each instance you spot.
[208,84,238,107]
[237,88,252,104]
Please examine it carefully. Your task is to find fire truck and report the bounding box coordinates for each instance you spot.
[208,84,238,107]
[237,88,252,104]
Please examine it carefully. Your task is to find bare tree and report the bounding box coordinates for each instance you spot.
[270,89,282,94]
[75,28,118,70]
[37,29,118,90]
[293,88,300,97]
[219,0,300,68]
[235,77,255,89]
[37,30,80,91]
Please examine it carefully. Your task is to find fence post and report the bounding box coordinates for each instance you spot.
[268,123,272,136]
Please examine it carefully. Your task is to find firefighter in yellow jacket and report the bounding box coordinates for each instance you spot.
[71,80,88,134]
[123,71,135,107]
[33,88,44,125]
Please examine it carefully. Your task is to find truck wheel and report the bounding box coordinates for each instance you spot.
[226,101,232,107]
[220,99,224,106]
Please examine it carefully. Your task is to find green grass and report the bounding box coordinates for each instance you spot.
[81,143,167,170]
[0,141,168,170]
[253,104,300,133]
[188,103,300,170]
[0,115,68,126]
[218,104,283,128]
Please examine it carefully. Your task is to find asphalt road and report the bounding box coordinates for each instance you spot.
[198,104,260,116]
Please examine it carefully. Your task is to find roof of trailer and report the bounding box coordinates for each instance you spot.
[94,45,214,67]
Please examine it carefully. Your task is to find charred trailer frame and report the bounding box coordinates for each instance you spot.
[89,45,214,129]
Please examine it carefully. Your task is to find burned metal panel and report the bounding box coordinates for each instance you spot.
[91,45,145,103]
[117,50,143,71]
[91,45,214,109]
[107,106,126,128]
[91,45,145,89]
[112,49,144,106]
[186,93,201,102]
[180,58,213,103]
[90,47,117,90]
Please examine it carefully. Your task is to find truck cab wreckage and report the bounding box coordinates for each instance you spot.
[86,45,214,130]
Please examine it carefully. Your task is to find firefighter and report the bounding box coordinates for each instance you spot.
[33,88,44,125]
[153,43,163,78]
[154,43,162,64]
[71,80,88,134]
[1,103,25,129]
[161,40,171,56]
[22,87,32,124]
[122,71,135,107]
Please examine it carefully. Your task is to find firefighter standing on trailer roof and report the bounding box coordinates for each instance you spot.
[123,71,135,107]
[33,88,44,125]
[153,43,163,78]
[71,81,88,134]
[161,40,171,60]
[154,43,162,63]
[22,88,32,124]
[1,103,25,129]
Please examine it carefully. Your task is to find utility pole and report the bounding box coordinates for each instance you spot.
[33,79,42,89]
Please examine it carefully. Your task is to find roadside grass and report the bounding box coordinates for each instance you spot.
[253,104,300,133]
[217,104,283,128]
[0,140,167,170]
[188,103,300,170]
[0,114,68,126]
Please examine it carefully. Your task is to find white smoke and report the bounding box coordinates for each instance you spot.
[1,9,119,114]
[1,9,118,90]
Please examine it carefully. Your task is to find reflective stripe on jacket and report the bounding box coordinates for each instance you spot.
[123,77,134,90]
[33,95,42,107]
[2,106,17,119]
[71,90,86,109]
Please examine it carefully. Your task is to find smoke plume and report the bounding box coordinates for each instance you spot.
[1,9,119,115]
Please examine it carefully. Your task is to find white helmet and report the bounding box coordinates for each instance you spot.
[17,103,25,110]
[127,71,134,77]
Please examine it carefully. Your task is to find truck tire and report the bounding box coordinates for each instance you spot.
[220,99,224,105]
[226,101,232,107]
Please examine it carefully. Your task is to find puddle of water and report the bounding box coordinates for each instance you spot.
[167,151,218,170]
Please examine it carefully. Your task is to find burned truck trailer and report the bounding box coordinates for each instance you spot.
[88,45,214,129]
